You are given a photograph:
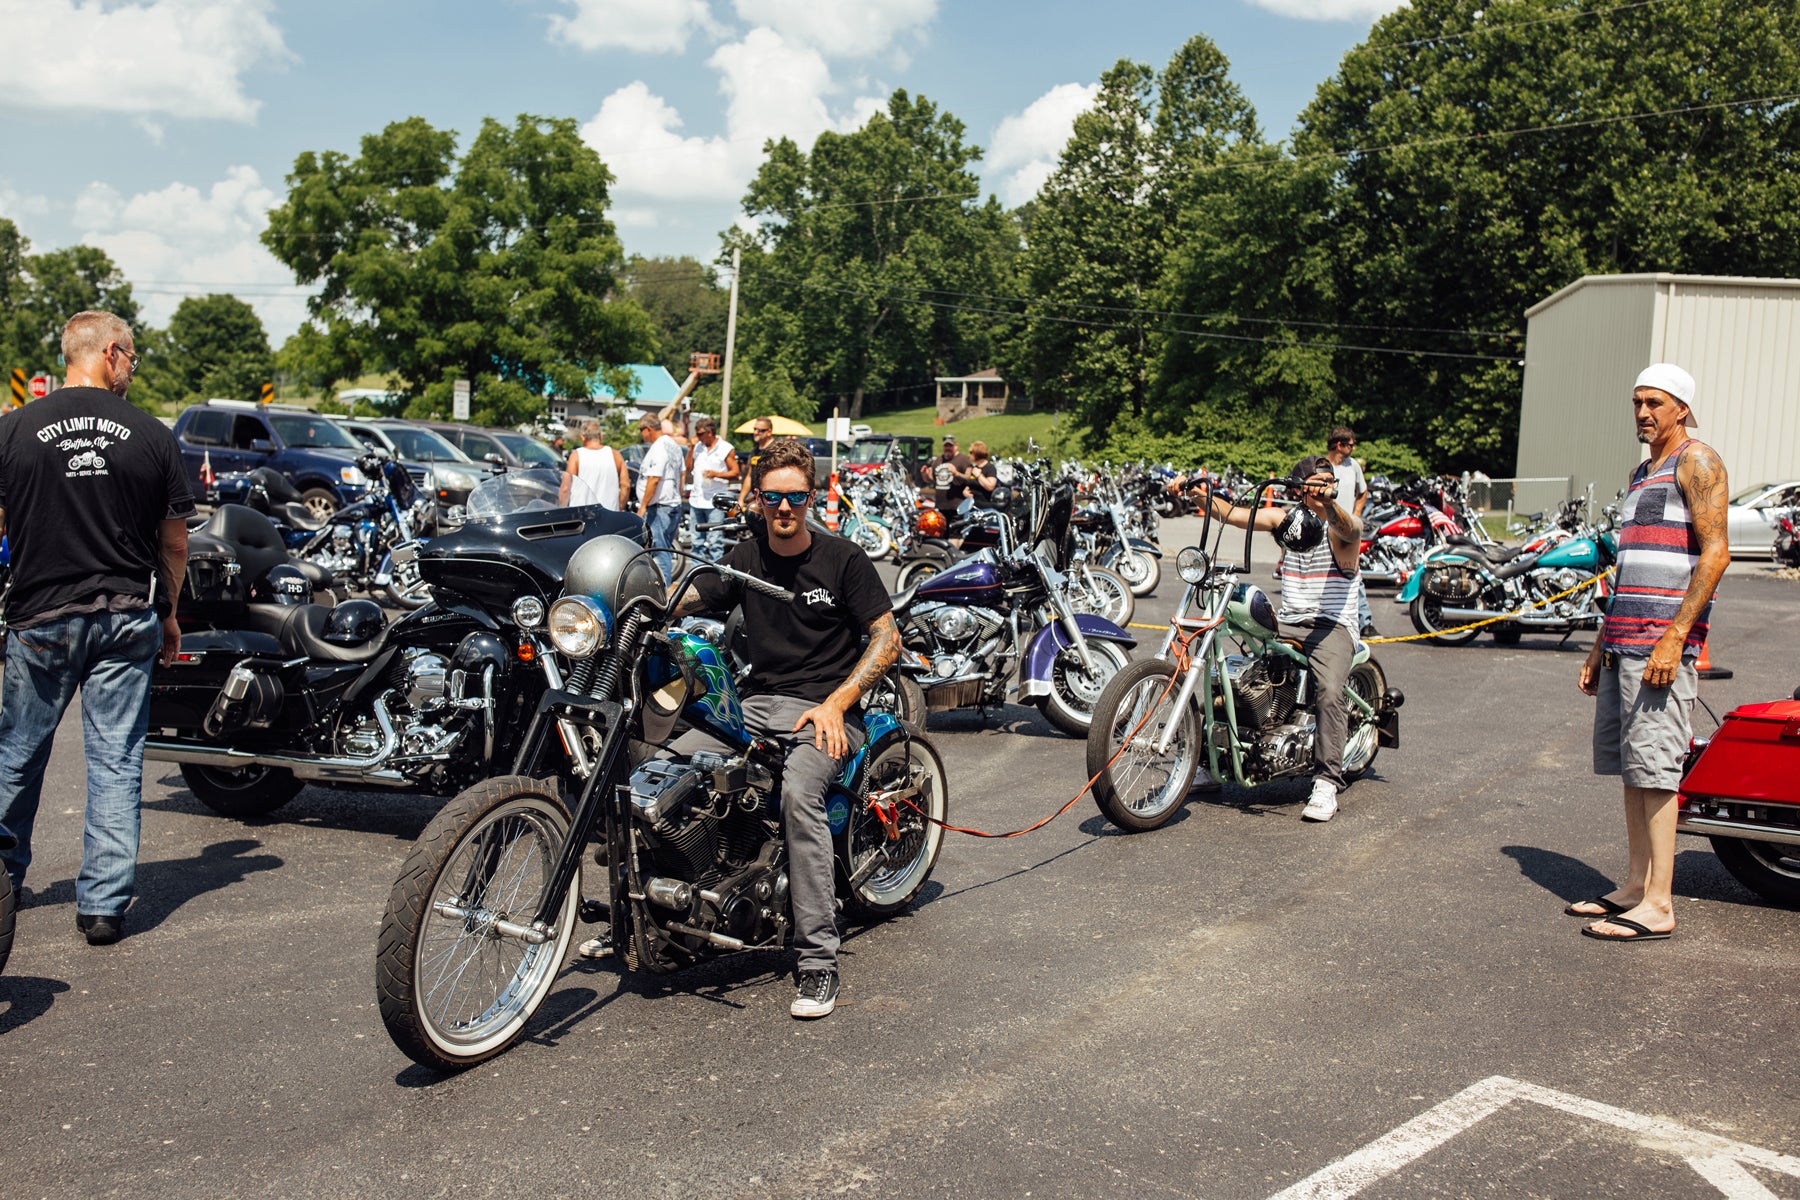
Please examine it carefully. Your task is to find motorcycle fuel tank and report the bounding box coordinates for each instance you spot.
[1535,536,1601,572]
[915,558,1006,606]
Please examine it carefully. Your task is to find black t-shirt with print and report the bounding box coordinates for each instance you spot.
[0,387,195,628]
[694,530,891,704]
[970,460,1000,508]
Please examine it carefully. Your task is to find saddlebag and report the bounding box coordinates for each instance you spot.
[149,632,282,732]
[1423,565,1480,601]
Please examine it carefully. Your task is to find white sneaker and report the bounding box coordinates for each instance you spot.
[576,935,613,959]
[1301,779,1339,822]
[1191,766,1222,793]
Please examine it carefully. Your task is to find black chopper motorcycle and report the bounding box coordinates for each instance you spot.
[376,532,950,1071]
[145,470,643,818]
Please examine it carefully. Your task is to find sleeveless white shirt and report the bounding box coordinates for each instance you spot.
[571,445,620,510]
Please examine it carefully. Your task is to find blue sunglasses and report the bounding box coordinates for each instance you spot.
[758,489,812,509]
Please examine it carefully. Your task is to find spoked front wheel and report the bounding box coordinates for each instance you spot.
[377,777,579,1071]
[844,732,949,919]
[1068,566,1135,627]
[1087,658,1201,832]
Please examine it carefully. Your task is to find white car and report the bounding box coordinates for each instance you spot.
[1727,480,1800,556]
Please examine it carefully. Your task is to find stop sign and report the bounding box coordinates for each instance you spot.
[29,374,52,398]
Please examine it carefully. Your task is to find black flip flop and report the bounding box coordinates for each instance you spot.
[1582,916,1672,942]
[1563,896,1629,917]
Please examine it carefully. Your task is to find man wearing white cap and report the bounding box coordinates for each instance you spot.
[1572,363,1729,943]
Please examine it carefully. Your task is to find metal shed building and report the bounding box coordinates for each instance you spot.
[1514,273,1800,508]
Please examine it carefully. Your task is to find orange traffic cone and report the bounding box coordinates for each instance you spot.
[826,472,841,532]
[1696,635,1732,680]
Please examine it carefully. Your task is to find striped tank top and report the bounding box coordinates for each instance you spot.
[1601,439,1711,657]
[1278,538,1360,632]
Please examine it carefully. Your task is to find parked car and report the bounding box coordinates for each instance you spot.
[417,421,565,473]
[1727,480,1800,556]
[334,418,493,516]
[173,401,367,518]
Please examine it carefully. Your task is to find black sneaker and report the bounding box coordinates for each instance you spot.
[76,912,125,946]
[1360,622,1379,638]
[791,969,839,1019]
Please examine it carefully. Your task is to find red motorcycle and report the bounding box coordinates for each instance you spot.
[1678,688,1800,906]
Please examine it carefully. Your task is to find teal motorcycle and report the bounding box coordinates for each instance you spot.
[1400,503,1619,645]
[377,535,948,1071]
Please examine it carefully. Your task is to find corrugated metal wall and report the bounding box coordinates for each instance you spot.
[1516,277,1656,509]
[1658,279,1800,492]
[1517,274,1800,508]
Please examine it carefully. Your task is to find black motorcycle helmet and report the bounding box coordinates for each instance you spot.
[323,599,385,645]
[256,563,313,606]
[1275,453,1335,554]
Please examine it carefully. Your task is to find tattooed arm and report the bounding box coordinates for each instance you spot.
[794,611,901,758]
[1645,443,1730,687]
[1322,495,1363,573]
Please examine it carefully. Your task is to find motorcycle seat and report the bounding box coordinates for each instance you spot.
[270,602,391,664]
[1447,535,1522,563]
[279,501,327,532]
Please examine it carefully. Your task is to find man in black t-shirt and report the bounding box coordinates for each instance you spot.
[683,438,898,1019]
[0,311,193,947]
[921,433,974,510]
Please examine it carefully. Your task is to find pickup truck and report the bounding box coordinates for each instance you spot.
[173,401,369,518]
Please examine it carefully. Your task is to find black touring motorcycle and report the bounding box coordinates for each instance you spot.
[375,528,951,1071]
[145,471,642,816]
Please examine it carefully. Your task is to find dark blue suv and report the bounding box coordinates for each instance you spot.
[172,401,369,518]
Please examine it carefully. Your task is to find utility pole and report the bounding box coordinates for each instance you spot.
[720,246,740,436]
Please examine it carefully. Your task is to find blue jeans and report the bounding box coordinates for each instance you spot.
[691,502,727,563]
[0,607,160,916]
[644,503,682,581]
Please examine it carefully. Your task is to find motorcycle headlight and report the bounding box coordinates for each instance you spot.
[1176,547,1211,584]
[341,465,368,485]
[511,596,545,629]
[547,595,612,658]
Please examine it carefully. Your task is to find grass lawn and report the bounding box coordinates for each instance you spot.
[808,404,1067,452]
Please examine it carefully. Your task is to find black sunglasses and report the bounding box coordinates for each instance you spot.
[758,489,812,509]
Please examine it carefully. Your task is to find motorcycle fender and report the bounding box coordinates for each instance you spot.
[1378,708,1400,749]
[1018,615,1136,701]
[1124,536,1163,559]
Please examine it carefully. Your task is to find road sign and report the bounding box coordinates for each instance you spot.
[29,374,53,399]
[9,368,24,406]
[259,382,274,404]
[452,379,470,422]
[825,417,852,442]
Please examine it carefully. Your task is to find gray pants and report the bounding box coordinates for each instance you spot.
[1279,619,1355,791]
[740,694,863,973]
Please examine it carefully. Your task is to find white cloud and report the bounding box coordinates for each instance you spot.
[74,166,314,340]
[731,0,935,57]
[0,180,54,223]
[987,82,1100,207]
[1242,0,1409,20]
[582,27,881,205]
[0,0,290,123]
[547,0,719,54]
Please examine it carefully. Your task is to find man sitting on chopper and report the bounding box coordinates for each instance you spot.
[1186,455,1364,822]
[672,438,901,1018]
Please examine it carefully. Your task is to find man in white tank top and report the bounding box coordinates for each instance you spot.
[684,416,739,561]
[561,420,626,510]
[1190,454,1365,822]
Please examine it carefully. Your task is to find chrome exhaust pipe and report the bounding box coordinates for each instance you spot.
[1432,605,1582,628]
[146,697,408,784]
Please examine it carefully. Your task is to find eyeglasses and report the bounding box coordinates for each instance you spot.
[758,489,812,510]
[110,343,140,370]
[753,426,773,436]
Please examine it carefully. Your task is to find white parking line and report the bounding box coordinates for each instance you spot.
[1269,1075,1800,1200]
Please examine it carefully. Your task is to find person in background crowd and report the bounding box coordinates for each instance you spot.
[967,440,1001,508]
[1325,426,1376,637]
[921,433,972,510]
[685,416,739,561]
[635,413,686,580]
[738,417,777,505]
[560,419,627,510]
[0,311,194,946]
[1573,363,1728,943]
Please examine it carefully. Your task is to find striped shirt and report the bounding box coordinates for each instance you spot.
[1278,537,1360,632]
[1601,439,1712,657]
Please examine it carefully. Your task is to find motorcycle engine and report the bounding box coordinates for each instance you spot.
[1251,722,1315,776]
[907,603,1006,684]
[1230,656,1300,732]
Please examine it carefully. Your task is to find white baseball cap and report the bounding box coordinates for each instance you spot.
[1634,363,1697,427]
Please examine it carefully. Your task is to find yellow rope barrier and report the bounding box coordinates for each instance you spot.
[1124,567,1615,642]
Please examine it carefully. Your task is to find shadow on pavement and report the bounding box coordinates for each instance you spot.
[28,838,282,935]
[0,974,72,1035]
[1502,844,1615,903]
[145,769,446,843]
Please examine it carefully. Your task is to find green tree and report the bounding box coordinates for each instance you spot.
[1293,0,1800,469]
[625,256,730,378]
[262,113,655,426]
[165,293,273,402]
[1012,35,1259,433]
[689,356,812,428]
[735,89,1016,420]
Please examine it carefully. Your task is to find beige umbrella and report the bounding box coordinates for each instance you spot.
[733,415,813,437]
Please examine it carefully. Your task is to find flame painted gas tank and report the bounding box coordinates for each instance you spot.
[915,558,1006,606]
[647,629,750,746]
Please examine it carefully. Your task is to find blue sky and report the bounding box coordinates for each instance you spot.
[0,0,1403,344]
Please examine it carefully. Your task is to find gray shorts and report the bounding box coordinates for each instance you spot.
[1592,650,1697,791]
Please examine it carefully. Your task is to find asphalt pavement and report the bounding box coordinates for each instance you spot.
[3,516,1797,1199]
